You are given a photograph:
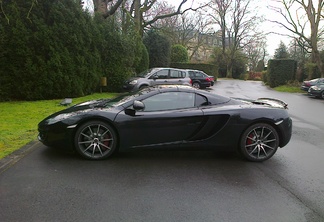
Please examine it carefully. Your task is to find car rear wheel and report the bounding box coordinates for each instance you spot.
[74,121,117,160]
[239,123,279,162]
[192,82,201,89]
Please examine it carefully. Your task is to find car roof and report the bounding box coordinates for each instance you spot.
[146,84,195,92]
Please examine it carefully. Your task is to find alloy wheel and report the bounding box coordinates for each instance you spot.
[240,123,279,162]
[192,82,201,89]
[75,121,116,160]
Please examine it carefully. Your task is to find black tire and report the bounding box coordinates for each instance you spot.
[139,85,149,90]
[321,91,324,99]
[239,123,279,162]
[192,82,201,89]
[74,121,117,160]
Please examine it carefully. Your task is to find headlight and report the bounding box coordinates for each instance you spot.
[129,80,138,85]
[46,113,78,125]
[311,86,321,91]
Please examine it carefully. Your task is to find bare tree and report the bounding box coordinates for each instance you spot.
[211,0,264,77]
[209,0,232,54]
[245,40,267,71]
[155,11,214,61]
[269,0,324,77]
[92,0,206,36]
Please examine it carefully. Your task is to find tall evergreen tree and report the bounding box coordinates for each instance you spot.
[274,41,289,59]
[143,31,171,68]
[0,0,102,100]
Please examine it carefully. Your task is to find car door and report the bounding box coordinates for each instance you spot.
[149,69,170,85]
[115,91,205,148]
[168,69,187,85]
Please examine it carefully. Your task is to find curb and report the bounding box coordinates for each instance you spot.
[0,141,40,174]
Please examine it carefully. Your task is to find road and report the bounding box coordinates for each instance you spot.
[1,79,324,222]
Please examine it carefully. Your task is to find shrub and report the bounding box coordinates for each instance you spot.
[134,42,149,74]
[143,30,171,68]
[305,63,321,80]
[267,59,297,87]
[171,44,189,63]
[247,72,263,81]
[0,0,101,100]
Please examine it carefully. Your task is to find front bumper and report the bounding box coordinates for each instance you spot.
[307,89,322,97]
[38,122,75,150]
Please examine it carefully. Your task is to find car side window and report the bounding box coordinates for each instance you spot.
[170,70,184,78]
[195,72,204,77]
[151,69,169,79]
[195,94,210,106]
[142,92,195,111]
[188,71,195,78]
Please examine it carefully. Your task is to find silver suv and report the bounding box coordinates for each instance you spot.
[123,68,192,91]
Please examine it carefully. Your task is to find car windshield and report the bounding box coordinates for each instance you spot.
[105,90,150,107]
[136,68,154,78]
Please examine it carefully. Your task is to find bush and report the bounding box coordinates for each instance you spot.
[247,72,263,81]
[262,71,268,84]
[143,30,171,68]
[134,42,149,74]
[96,19,135,92]
[305,63,321,80]
[0,0,101,100]
[267,59,297,87]
[171,45,189,63]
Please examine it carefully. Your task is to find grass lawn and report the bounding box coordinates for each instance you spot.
[274,85,305,93]
[0,93,119,159]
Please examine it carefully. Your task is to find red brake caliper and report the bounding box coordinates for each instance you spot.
[247,133,254,145]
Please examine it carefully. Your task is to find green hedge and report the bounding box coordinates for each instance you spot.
[170,63,218,79]
[304,63,321,80]
[267,59,297,87]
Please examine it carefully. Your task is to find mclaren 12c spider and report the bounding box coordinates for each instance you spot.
[38,85,292,162]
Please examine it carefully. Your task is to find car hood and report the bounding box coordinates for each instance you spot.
[125,77,141,82]
[43,99,112,119]
[233,97,288,109]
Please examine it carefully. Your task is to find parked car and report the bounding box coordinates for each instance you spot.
[308,83,324,99]
[187,70,215,89]
[123,68,191,91]
[301,78,324,91]
[38,85,292,162]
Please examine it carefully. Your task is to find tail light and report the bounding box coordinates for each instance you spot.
[206,77,212,82]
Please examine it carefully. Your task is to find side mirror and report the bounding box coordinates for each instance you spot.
[133,100,145,110]
[125,100,145,116]
[152,75,158,80]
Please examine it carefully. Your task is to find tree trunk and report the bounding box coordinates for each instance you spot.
[93,0,108,15]
[133,0,142,36]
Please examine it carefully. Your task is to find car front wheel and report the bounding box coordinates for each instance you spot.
[74,121,117,160]
[239,123,279,162]
[321,91,324,99]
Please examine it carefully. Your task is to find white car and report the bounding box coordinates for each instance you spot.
[123,68,192,91]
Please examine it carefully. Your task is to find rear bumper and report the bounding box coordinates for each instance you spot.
[278,117,292,148]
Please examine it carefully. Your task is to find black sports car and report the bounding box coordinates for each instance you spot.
[38,85,292,162]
